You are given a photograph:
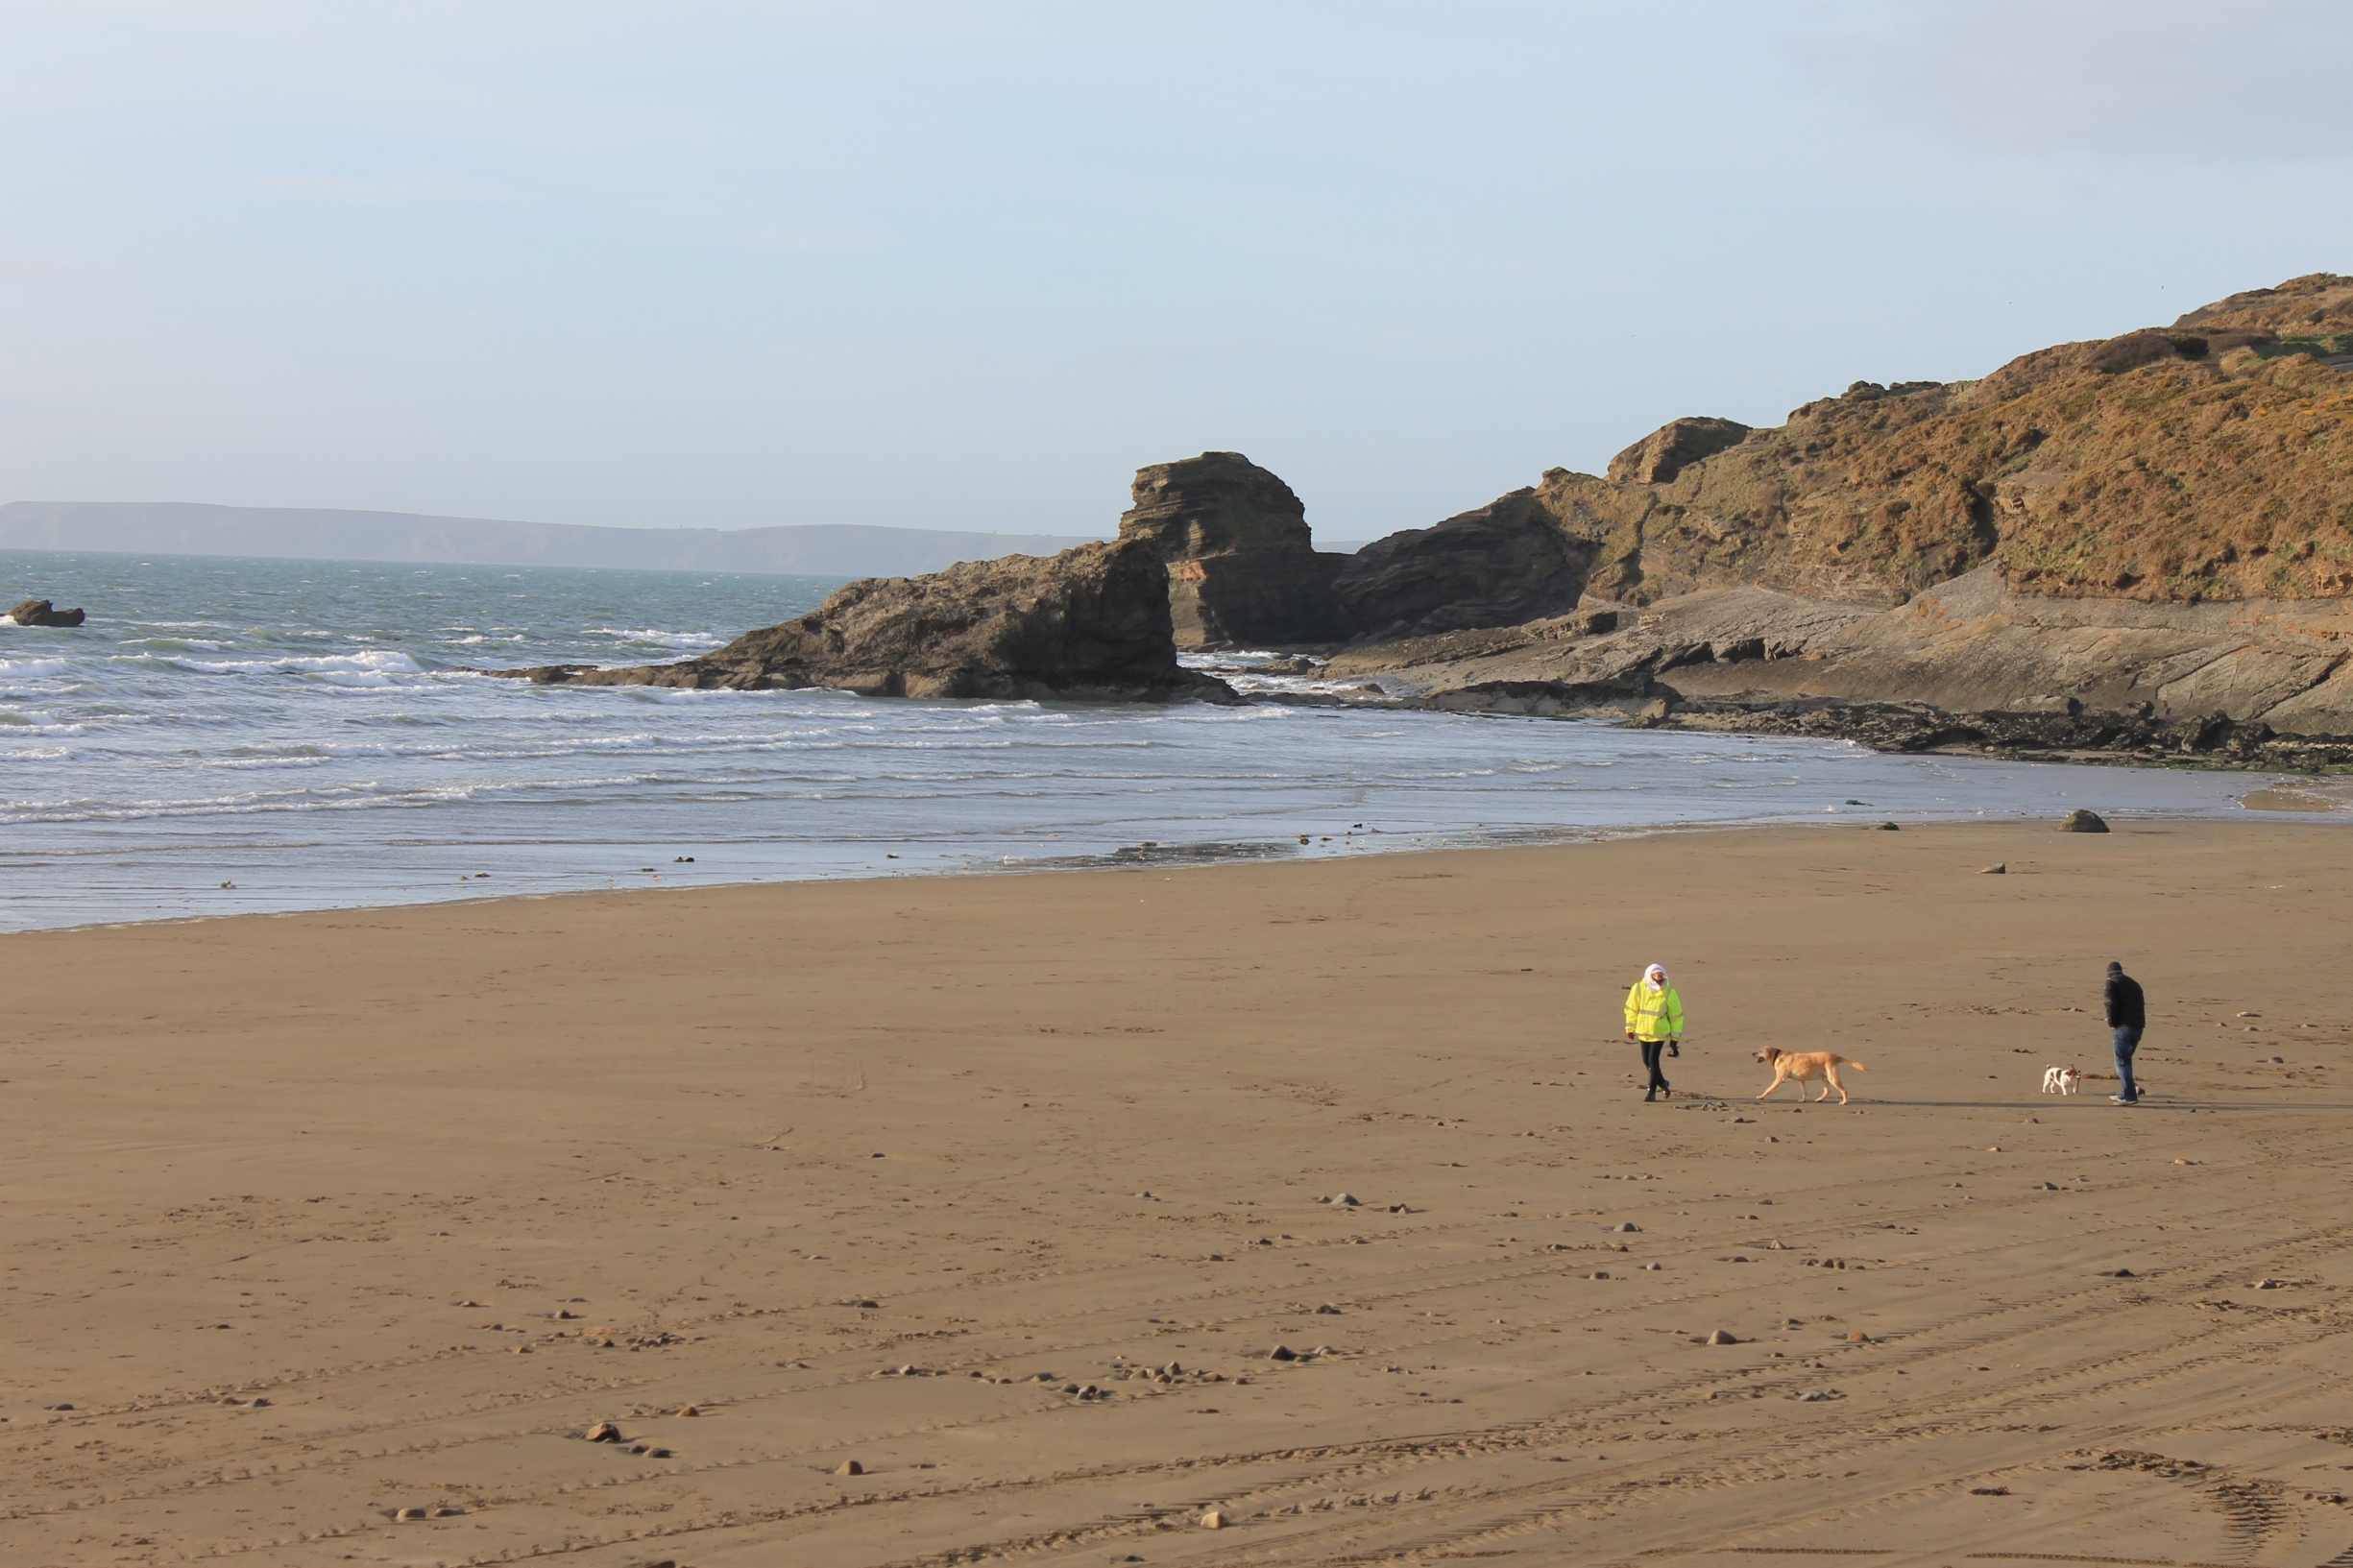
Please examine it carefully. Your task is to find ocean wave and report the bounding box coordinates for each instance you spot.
[151,649,430,679]
[0,709,86,733]
[582,626,729,649]
[0,657,74,678]
[0,769,676,824]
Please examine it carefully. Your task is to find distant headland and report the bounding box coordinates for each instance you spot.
[0,500,1107,580]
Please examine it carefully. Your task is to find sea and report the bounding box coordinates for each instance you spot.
[0,547,2292,934]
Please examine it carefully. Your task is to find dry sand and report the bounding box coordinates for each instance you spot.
[6,819,2353,1568]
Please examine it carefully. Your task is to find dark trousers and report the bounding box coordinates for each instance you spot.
[2113,1025,2143,1100]
[1639,1038,1670,1093]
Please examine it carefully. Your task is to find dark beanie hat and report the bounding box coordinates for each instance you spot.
[2106,960,2123,974]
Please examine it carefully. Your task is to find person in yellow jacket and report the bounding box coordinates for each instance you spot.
[1623,962,1684,1101]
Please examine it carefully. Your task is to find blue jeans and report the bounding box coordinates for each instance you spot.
[2113,1025,2144,1100]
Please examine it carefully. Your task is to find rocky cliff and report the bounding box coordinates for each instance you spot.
[1568,271,2353,609]
[496,539,1235,704]
[1308,274,2353,759]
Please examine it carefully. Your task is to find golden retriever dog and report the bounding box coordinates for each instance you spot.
[1755,1047,1868,1104]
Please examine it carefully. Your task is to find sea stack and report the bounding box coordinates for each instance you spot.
[1115,452,1352,648]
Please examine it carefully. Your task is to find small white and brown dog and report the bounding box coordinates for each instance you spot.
[2041,1065,2083,1096]
[1754,1047,1869,1105]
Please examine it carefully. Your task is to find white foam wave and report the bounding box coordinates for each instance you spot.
[583,626,729,650]
[158,649,429,682]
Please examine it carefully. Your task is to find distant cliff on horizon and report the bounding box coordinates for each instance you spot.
[0,500,1107,578]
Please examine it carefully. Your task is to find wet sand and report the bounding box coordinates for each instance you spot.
[5,818,2353,1567]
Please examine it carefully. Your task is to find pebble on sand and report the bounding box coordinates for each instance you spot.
[584,1421,622,1442]
[1705,1329,1740,1345]
[1980,863,2006,874]
[1200,1509,1227,1529]
[1269,1344,1299,1361]
[835,1459,864,1475]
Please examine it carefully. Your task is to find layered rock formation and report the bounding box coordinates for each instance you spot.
[1115,453,1350,647]
[9,598,85,627]
[1328,569,2353,760]
[497,539,1234,704]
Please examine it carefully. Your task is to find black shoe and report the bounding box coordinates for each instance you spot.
[1643,1090,1657,1101]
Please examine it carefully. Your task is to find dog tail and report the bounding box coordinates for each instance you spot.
[1847,1061,1869,1072]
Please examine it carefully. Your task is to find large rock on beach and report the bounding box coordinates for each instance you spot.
[1115,452,1351,648]
[10,598,86,627]
[498,538,1236,704]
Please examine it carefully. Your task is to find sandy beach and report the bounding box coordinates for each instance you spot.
[7,818,2353,1568]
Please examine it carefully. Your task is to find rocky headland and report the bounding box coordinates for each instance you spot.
[494,274,2353,763]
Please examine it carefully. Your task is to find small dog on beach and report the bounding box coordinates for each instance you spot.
[1755,1047,1868,1105]
[2041,1065,2083,1096]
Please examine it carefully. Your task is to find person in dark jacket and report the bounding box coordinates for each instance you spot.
[2104,961,2147,1104]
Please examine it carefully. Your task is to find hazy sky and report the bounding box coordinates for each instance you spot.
[3,2,2347,541]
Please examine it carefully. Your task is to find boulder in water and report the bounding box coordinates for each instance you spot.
[9,598,85,627]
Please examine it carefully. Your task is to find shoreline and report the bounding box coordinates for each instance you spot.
[4,779,2335,939]
[10,817,2353,1563]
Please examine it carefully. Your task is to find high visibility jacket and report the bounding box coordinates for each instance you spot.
[1624,982,1684,1041]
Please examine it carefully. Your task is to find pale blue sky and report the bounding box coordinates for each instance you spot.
[2,1,2347,540]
